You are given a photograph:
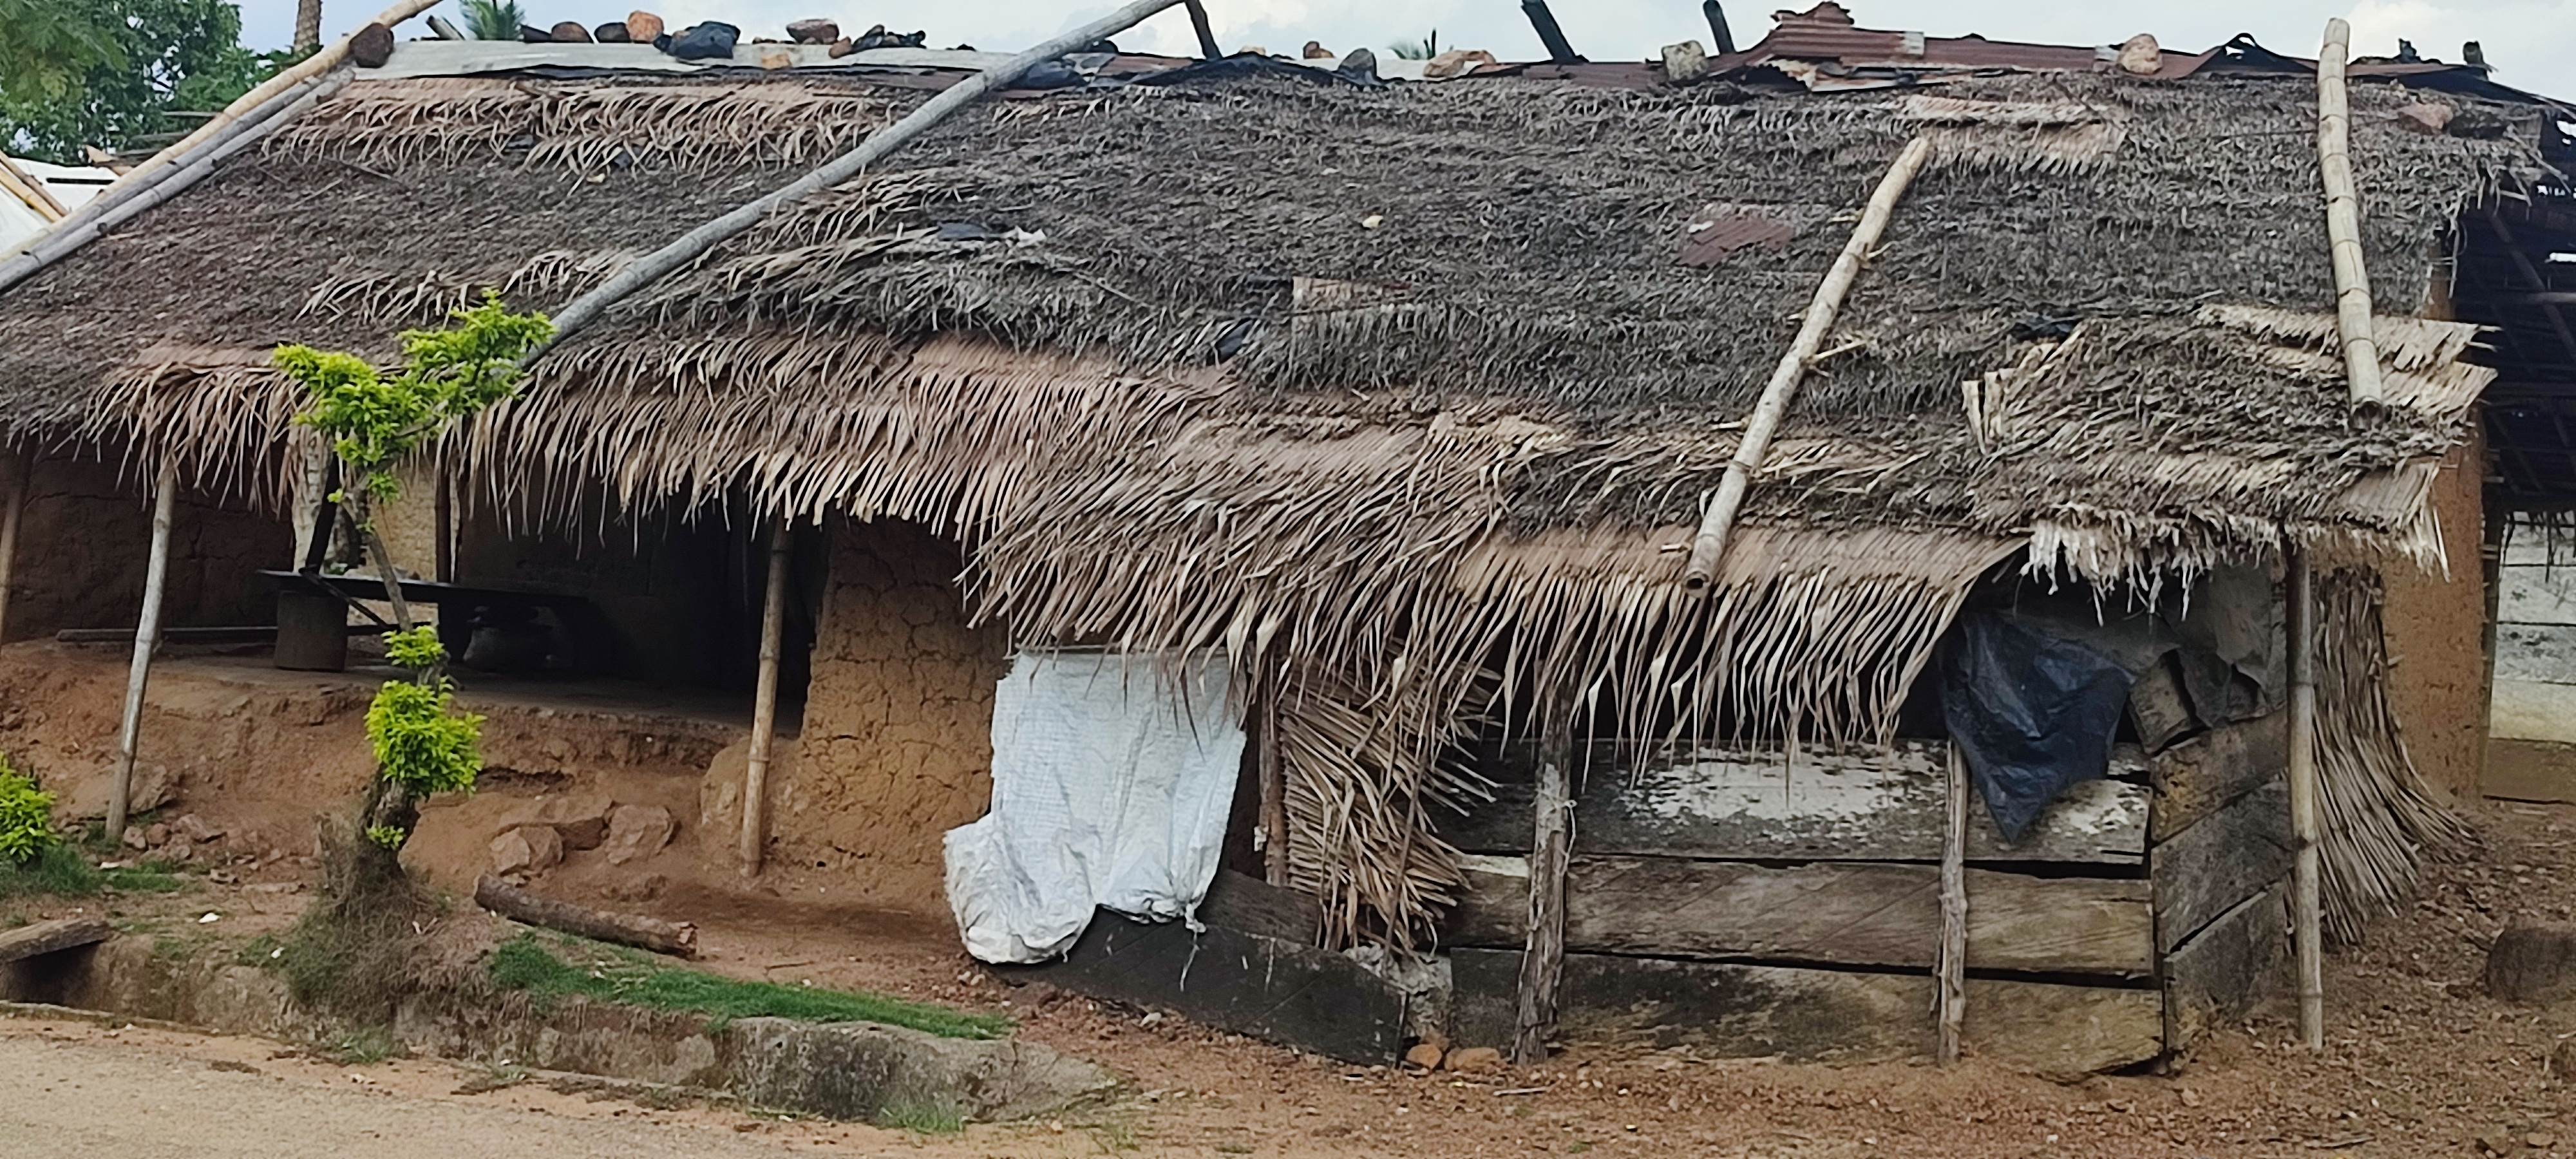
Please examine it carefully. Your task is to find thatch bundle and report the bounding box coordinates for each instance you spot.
[0,62,2526,942]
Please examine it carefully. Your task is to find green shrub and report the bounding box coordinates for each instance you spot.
[0,760,58,865]
[366,679,482,797]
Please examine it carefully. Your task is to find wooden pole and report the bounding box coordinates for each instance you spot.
[1936,743,1969,1065]
[1183,0,1223,59]
[0,451,28,643]
[1683,136,1933,593]
[1513,694,1576,1064]
[1258,667,1287,886]
[0,156,66,221]
[2287,549,2326,1048]
[2316,19,2385,406]
[738,519,793,876]
[538,0,1190,349]
[107,461,179,847]
[432,443,454,584]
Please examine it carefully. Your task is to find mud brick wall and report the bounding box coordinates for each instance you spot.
[772,517,1007,915]
[2380,431,2489,800]
[3,453,287,643]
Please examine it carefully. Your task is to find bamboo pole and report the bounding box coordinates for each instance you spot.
[538,0,1190,348]
[107,462,179,847]
[1513,694,1576,1064]
[1936,743,1969,1065]
[2288,549,2326,1048]
[0,156,66,221]
[0,73,350,297]
[2316,19,2384,406]
[1682,135,1933,593]
[1257,666,1287,885]
[739,520,793,876]
[0,452,27,643]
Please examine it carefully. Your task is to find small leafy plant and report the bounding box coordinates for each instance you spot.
[273,293,551,872]
[0,758,58,865]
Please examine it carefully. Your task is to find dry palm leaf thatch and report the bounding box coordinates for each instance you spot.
[2314,567,2473,943]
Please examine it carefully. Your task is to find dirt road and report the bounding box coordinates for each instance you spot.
[0,1019,858,1159]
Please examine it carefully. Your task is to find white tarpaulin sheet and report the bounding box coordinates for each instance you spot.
[944,650,1244,964]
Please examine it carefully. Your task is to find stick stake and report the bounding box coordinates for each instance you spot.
[108,461,178,846]
[1683,136,1932,592]
[2289,549,2326,1048]
[1513,693,1575,1064]
[540,0,1189,348]
[1936,743,1969,1064]
[2316,19,2384,405]
[739,519,793,876]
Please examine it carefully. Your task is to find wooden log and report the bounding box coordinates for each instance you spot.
[1257,669,1287,887]
[738,519,791,877]
[1681,135,1933,593]
[2287,549,2324,1046]
[0,916,111,964]
[2152,778,2293,955]
[2148,713,2289,843]
[1450,740,2149,864]
[1937,744,1968,1066]
[1007,909,1403,1064]
[2315,19,2385,405]
[540,0,1191,348]
[475,874,698,957]
[107,462,177,846]
[1512,700,1575,1064]
[0,451,26,643]
[2163,881,2289,1050]
[1449,855,2154,975]
[1182,0,1222,59]
[1450,947,2161,1074]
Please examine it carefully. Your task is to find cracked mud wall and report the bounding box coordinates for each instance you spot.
[736,518,1006,916]
[2382,432,2488,800]
[3,452,287,643]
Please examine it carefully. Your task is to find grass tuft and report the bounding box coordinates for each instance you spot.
[0,843,99,898]
[488,934,1011,1040]
[878,1098,965,1135]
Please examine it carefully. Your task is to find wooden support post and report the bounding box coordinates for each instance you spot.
[1183,0,1223,59]
[1683,136,1933,593]
[2287,549,2326,1048]
[1935,743,1969,1065]
[431,442,454,584]
[107,461,178,847]
[2316,19,2384,406]
[1513,695,1576,1064]
[0,451,28,643]
[738,519,793,876]
[1258,668,1288,887]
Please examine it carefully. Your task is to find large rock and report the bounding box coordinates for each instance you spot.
[625,10,664,42]
[604,804,675,866]
[349,21,396,68]
[2115,33,2161,76]
[490,825,564,877]
[542,793,618,851]
[549,21,593,42]
[786,18,838,44]
[2489,918,2576,1003]
[725,1017,1119,1124]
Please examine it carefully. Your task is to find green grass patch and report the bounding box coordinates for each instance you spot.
[488,934,1011,1040]
[878,1098,965,1135]
[0,843,99,899]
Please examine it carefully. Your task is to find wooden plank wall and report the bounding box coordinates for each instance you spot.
[1443,722,2293,1071]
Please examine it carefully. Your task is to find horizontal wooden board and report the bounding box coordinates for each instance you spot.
[2163,881,2288,1050]
[1448,855,2152,975]
[1446,740,2148,864]
[2148,714,2287,843]
[1449,948,2160,1074]
[2152,779,2293,953]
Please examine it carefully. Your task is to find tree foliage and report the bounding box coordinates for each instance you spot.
[460,0,528,41]
[0,0,299,164]
[278,292,552,504]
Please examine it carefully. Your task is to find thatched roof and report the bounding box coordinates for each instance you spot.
[0,50,2533,943]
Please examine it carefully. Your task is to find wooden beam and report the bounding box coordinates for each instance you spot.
[2482,210,2576,367]
[2154,778,2293,954]
[1256,667,1287,887]
[0,916,111,964]
[1682,135,1932,593]
[1935,744,1968,1066]
[1182,0,1222,59]
[2315,19,2385,405]
[1449,856,2153,975]
[106,461,177,847]
[738,519,792,877]
[538,0,1191,348]
[1512,699,1575,1065]
[0,451,27,643]
[476,874,698,957]
[2287,549,2326,1048]
[0,156,66,221]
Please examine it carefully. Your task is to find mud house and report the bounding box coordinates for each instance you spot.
[0,2,2562,1071]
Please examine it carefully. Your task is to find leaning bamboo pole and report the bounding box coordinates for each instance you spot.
[2316,18,2385,406]
[0,156,66,222]
[0,72,351,296]
[739,520,793,876]
[538,0,1191,348]
[1682,136,1933,593]
[2288,549,2326,1048]
[106,462,178,847]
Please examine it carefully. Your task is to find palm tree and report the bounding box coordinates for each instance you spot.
[460,0,526,41]
[1388,30,1437,60]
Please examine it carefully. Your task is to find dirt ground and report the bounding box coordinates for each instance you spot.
[3,645,2573,1157]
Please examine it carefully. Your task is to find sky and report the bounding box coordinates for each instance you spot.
[240,1,2576,99]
